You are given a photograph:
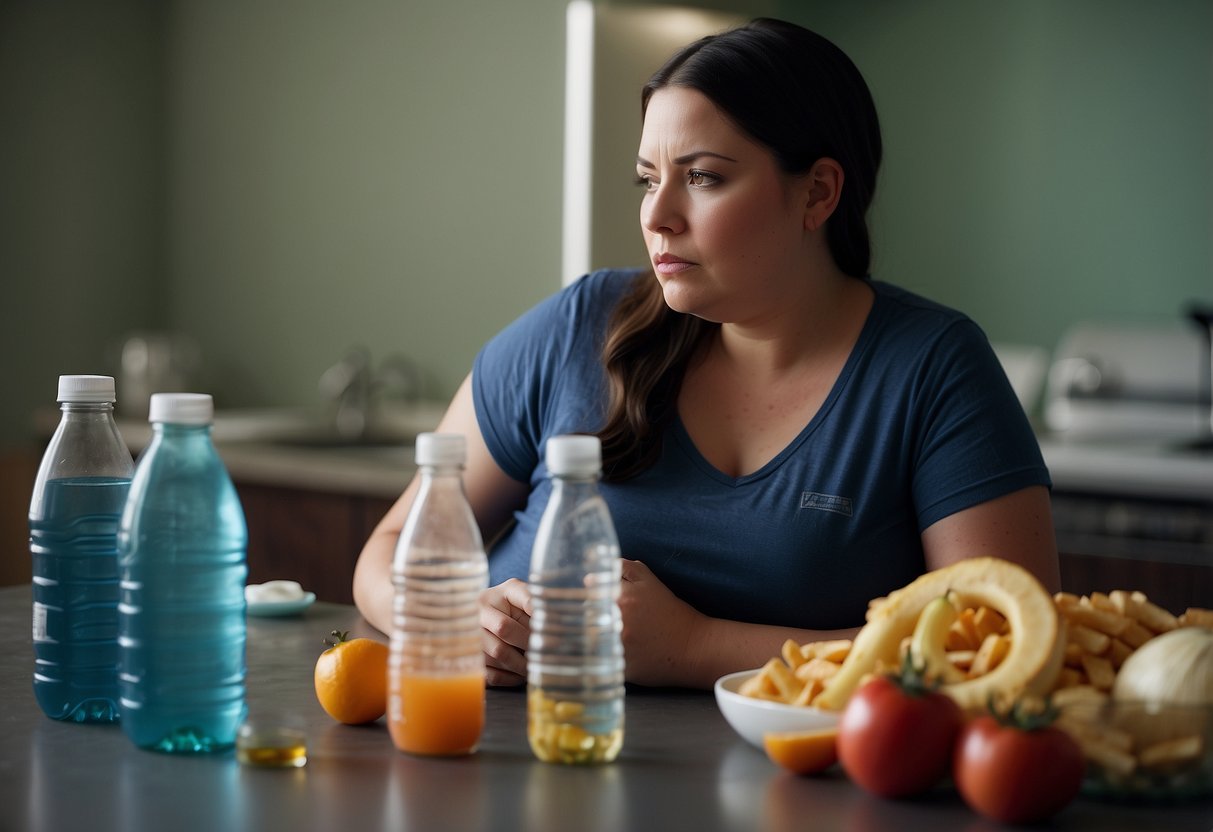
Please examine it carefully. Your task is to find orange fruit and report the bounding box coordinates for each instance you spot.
[314,630,389,725]
[762,727,839,775]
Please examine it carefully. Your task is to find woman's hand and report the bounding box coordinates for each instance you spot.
[480,578,532,687]
[618,558,710,687]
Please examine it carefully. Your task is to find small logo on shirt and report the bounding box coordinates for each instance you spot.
[800,491,853,516]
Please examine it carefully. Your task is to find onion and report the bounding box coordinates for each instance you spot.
[1110,627,1213,749]
[1113,626,1213,706]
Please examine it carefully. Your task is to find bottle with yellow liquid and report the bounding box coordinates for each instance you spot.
[388,433,488,756]
[526,435,625,764]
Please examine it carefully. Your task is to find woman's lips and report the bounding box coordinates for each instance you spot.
[653,255,695,275]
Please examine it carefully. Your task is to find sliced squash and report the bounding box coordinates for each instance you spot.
[814,557,1065,713]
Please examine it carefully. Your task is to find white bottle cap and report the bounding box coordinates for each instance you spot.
[414,432,466,467]
[545,434,602,477]
[148,392,214,425]
[57,375,116,403]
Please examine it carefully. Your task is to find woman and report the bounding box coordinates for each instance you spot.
[353,19,1058,690]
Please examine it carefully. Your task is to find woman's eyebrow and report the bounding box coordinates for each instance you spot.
[635,151,739,168]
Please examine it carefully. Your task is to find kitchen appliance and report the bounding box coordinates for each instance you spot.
[1038,319,1213,612]
[1043,321,1208,441]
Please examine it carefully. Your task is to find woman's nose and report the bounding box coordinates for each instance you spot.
[640,184,686,236]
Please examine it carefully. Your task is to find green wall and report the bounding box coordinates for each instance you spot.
[0,0,166,445]
[2,0,1210,450]
[779,0,1213,348]
[162,0,569,408]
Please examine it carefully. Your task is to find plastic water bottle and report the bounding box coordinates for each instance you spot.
[117,393,248,752]
[527,435,624,764]
[29,375,134,723]
[388,433,488,756]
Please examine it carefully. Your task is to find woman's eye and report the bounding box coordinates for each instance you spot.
[687,170,719,187]
[634,174,658,191]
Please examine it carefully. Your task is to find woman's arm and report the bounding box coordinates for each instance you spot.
[617,557,860,689]
[352,373,528,635]
[616,485,1060,690]
[920,484,1060,592]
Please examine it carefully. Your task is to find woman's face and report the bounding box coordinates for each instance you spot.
[636,87,810,324]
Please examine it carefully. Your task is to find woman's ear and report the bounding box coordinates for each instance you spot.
[804,158,844,233]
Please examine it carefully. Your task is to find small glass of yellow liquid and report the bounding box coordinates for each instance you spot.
[236,722,308,769]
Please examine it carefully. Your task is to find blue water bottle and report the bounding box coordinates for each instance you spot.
[29,375,134,722]
[118,392,248,752]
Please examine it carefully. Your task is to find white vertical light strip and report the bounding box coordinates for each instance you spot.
[561,0,594,286]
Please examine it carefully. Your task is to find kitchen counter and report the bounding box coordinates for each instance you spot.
[101,403,446,499]
[3,585,1210,832]
[1039,435,1213,503]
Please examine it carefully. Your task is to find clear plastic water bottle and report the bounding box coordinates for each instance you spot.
[29,375,134,723]
[388,433,488,756]
[117,392,248,752]
[527,434,624,764]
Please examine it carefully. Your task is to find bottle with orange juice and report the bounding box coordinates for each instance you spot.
[388,433,488,756]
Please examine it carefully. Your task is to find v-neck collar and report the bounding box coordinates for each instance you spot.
[671,284,886,487]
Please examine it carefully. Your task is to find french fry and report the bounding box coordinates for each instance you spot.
[1087,591,1119,614]
[1057,595,1130,637]
[1127,590,1179,633]
[781,639,807,671]
[1054,667,1085,689]
[738,674,771,698]
[1138,734,1204,770]
[1178,607,1213,629]
[970,633,1010,676]
[763,657,803,702]
[1056,711,1138,778]
[791,678,824,707]
[955,607,981,650]
[1118,619,1155,649]
[1109,590,1179,634]
[973,605,1008,642]
[944,622,974,652]
[1079,652,1116,691]
[1107,638,1134,670]
[794,657,842,683]
[1050,684,1107,710]
[1068,623,1111,656]
[1077,736,1138,778]
[946,650,976,671]
[810,639,853,663]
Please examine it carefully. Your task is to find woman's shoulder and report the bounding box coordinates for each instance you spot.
[870,279,971,322]
[564,267,648,308]
[867,280,986,343]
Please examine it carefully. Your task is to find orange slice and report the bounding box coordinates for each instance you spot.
[762,727,839,775]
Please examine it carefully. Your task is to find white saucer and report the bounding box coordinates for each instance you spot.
[247,592,316,618]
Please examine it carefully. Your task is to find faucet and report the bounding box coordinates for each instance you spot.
[318,348,423,440]
[319,347,372,439]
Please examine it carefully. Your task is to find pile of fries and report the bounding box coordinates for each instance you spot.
[739,587,1213,787]
[1051,591,1212,783]
[739,589,1211,709]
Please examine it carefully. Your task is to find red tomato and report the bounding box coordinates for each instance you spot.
[836,674,964,798]
[954,715,1085,824]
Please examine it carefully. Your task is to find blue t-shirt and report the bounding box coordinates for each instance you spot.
[472,269,1050,629]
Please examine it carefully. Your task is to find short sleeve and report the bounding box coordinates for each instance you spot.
[911,319,1051,530]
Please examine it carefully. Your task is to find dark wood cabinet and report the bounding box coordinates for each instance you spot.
[236,481,395,605]
[1059,550,1212,615]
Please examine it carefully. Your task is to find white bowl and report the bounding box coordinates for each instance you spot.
[714,669,840,748]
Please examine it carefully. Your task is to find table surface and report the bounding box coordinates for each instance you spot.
[2,585,1210,832]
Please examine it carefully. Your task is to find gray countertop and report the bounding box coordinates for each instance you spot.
[3,585,1209,832]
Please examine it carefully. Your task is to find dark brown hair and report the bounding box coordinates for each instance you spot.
[597,18,882,481]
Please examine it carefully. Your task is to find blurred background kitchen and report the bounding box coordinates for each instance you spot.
[1,0,1209,605]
